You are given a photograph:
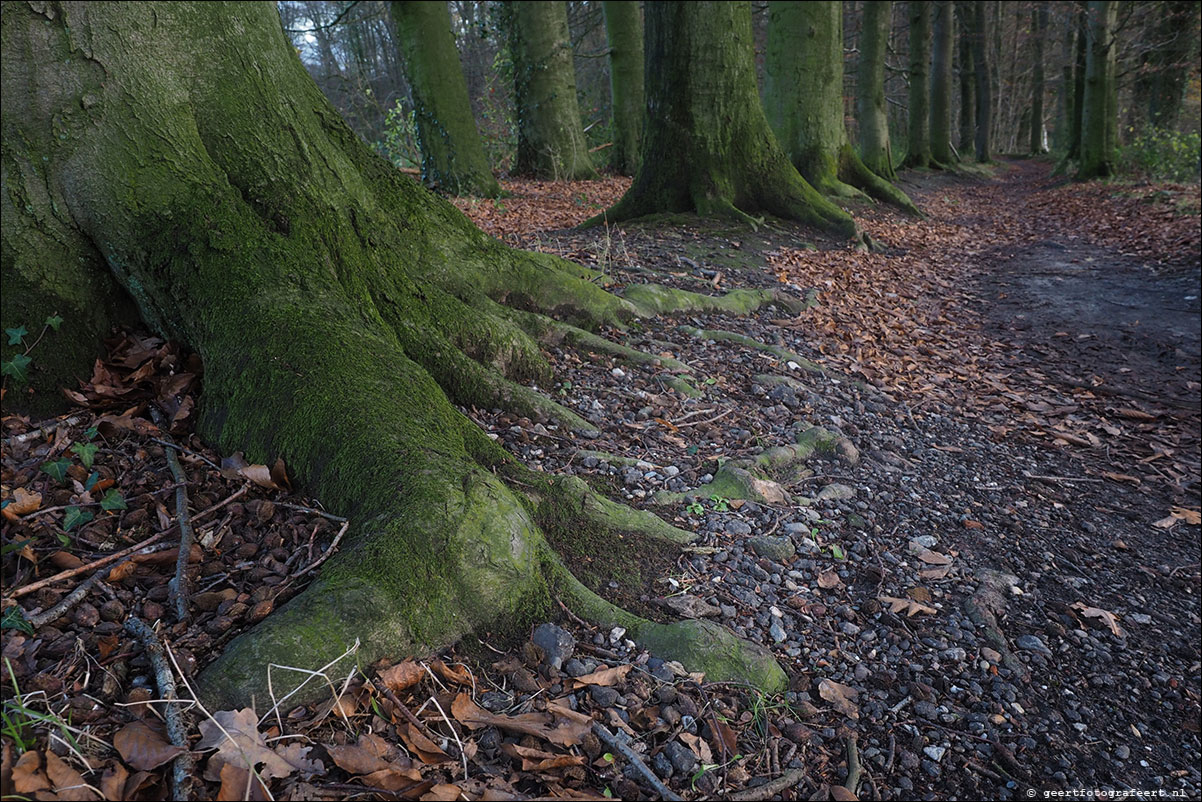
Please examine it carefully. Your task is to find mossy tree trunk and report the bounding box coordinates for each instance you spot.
[1028,2,1047,154]
[390,1,501,197]
[594,1,857,235]
[1077,0,1118,179]
[764,1,919,215]
[602,1,643,175]
[902,1,933,168]
[930,0,956,164]
[2,0,785,707]
[857,1,896,179]
[968,0,992,162]
[956,2,976,155]
[506,1,597,180]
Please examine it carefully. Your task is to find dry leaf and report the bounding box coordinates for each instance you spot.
[2,487,41,520]
[1102,472,1141,485]
[99,763,130,801]
[571,664,632,688]
[880,595,937,617]
[10,750,50,795]
[916,549,952,566]
[378,660,425,692]
[360,766,425,792]
[679,731,713,763]
[1172,507,1201,525]
[1114,407,1156,421]
[501,743,586,772]
[817,679,859,720]
[45,751,99,801]
[114,720,187,770]
[197,708,320,781]
[217,763,271,802]
[431,659,474,686]
[398,722,451,764]
[906,586,933,603]
[830,785,860,801]
[451,692,588,747]
[1070,602,1125,637]
[920,565,952,580]
[219,452,286,491]
[817,569,842,589]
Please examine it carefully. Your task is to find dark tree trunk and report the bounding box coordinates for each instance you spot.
[969,1,992,161]
[602,1,644,175]
[507,1,597,179]
[903,1,933,167]
[1028,2,1048,154]
[1134,1,1201,131]
[1078,0,1118,178]
[930,0,956,164]
[390,1,502,197]
[764,1,918,214]
[595,1,857,236]
[2,0,785,708]
[956,2,976,155]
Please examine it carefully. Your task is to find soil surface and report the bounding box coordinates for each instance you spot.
[3,160,1198,802]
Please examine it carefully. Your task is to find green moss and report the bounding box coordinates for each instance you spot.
[623,284,785,317]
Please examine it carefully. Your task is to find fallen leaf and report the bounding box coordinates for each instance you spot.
[325,733,397,775]
[906,586,933,603]
[916,549,952,565]
[378,660,424,692]
[99,763,130,801]
[679,731,713,763]
[219,452,286,491]
[217,763,270,801]
[817,679,859,720]
[2,487,41,520]
[451,692,588,747]
[431,659,474,687]
[45,752,100,800]
[962,519,985,530]
[1070,602,1125,637]
[196,708,319,781]
[501,743,586,771]
[880,595,937,617]
[398,722,451,765]
[919,565,952,580]
[1103,471,1141,486]
[1114,407,1156,421]
[817,569,842,589]
[10,750,50,795]
[114,720,187,770]
[571,664,632,688]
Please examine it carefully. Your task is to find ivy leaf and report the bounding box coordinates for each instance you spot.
[85,426,99,440]
[1,607,34,636]
[71,441,99,469]
[100,489,127,511]
[41,458,72,483]
[63,506,94,531]
[44,314,64,331]
[1,353,32,382]
[84,471,100,492]
[5,326,28,345]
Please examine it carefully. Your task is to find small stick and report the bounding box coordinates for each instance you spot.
[151,408,194,622]
[149,438,221,471]
[124,617,194,801]
[844,733,862,795]
[727,768,806,801]
[28,568,110,628]
[589,721,681,801]
[285,521,350,581]
[6,486,248,600]
[3,413,88,447]
[369,676,447,755]
[275,502,348,522]
[1021,472,1104,484]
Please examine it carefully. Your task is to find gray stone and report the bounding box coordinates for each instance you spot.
[817,483,855,501]
[769,620,788,643]
[589,685,621,708]
[532,623,575,670]
[748,536,796,562]
[1114,745,1130,760]
[726,520,753,536]
[663,741,698,776]
[923,745,946,762]
[652,751,674,779]
[1015,634,1053,656]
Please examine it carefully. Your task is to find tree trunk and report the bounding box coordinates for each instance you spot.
[2,0,786,708]
[857,1,897,179]
[969,1,992,161]
[1028,3,1047,154]
[763,1,919,215]
[507,1,597,179]
[1135,1,1201,131]
[930,0,956,164]
[595,1,858,235]
[903,1,933,167]
[1078,0,1118,179]
[956,2,976,155]
[390,1,501,197]
[602,1,644,175]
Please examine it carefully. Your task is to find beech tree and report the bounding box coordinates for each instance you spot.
[602,1,644,175]
[2,0,790,707]
[956,2,976,155]
[857,1,897,179]
[930,0,956,164]
[594,1,856,235]
[968,1,992,161]
[1078,0,1118,179]
[902,1,934,168]
[506,1,597,179]
[1133,1,1201,131]
[390,1,501,197]
[761,2,919,216]
[1028,2,1048,154]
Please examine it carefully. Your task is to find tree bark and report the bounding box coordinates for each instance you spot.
[857,1,897,179]
[594,1,858,235]
[764,1,919,215]
[602,1,644,175]
[903,1,933,167]
[1078,0,1118,179]
[930,0,956,164]
[969,1,992,162]
[1028,3,1047,154]
[1134,1,1200,131]
[956,2,976,155]
[2,0,786,708]
[507,1,597,179]
[390,1,501,197]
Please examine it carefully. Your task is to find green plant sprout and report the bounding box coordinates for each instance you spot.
[1,313,63,386]
[710,495,730,512]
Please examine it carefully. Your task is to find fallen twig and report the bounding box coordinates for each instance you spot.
[150,408,194,622]
[124,616,195,801]
[28,568,111,629]
[3,412,88,447]
[844,733,862,795]
[284,520,350,582]
[1021,471,1104,484]
[726,768,807,801]
[6,485,248,600]
[590,721,681,801]
[275,501,348,522]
